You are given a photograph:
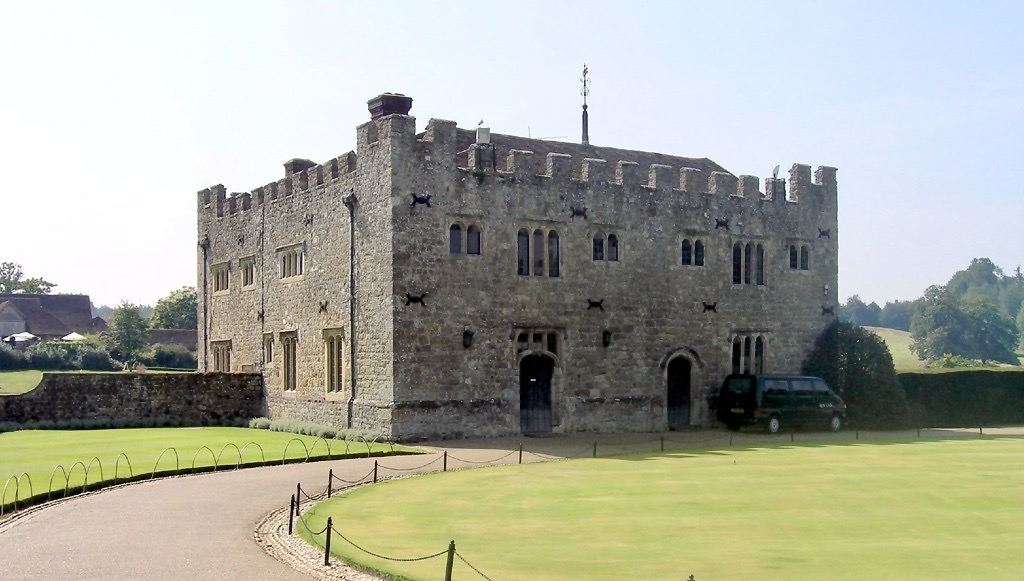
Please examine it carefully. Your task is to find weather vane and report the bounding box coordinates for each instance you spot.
[580,64,591,145]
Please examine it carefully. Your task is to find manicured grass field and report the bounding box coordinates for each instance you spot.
[865,326,927,372]
[301,437,1024,580]
[0,370,43,394]
[0,427,401,505]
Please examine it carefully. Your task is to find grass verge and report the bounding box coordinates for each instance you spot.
[0,427,414,513]
[0,370,43,395]
[300,436,1024,580]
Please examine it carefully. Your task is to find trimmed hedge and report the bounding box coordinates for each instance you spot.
[900,370,1024,427]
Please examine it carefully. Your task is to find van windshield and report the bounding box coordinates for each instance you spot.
[724,376,755,395]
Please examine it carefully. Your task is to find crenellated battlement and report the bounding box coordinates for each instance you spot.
[443,140,834,204]
[197,150,359,219]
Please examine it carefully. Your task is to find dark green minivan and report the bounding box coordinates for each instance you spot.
[716,374,846,434]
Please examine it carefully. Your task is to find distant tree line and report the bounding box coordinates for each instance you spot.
[840,258,1023,365]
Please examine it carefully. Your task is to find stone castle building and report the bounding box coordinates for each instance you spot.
[196,93,838,441]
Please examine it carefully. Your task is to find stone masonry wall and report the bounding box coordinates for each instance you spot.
[0,373,263,424]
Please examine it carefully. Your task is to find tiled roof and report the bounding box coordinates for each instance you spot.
[0,294,100,338]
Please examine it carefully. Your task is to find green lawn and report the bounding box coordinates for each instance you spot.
[301,437,1024,580]
[0,370,43,394]
[864,326,927,372]
[0,427,403,507]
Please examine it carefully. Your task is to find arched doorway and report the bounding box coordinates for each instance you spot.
[666,357,692,429]
[520,354,554,434]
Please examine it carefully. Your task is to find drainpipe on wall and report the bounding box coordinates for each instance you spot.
[198,235,210,371]
[343,191,358,429]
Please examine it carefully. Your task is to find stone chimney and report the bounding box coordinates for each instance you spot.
[284,158,317,176]
[367,93,413,120]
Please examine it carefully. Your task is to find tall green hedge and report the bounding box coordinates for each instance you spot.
[900,370,1024,427]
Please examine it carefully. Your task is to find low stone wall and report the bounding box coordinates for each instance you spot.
[0,372,263,425]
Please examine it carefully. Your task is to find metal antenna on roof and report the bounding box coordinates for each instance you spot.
[580,64,591,146]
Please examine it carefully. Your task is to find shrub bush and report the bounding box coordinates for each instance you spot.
[143,343,198,370]
[25,342,77,370]
[0,343,26,370]
[249,417,272,430]
[78,347,120,371]
[901,370,1024,427]
[803,320,911,429]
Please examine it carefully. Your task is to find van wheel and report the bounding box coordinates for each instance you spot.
[829,414,842,432]
[766,415,781,434]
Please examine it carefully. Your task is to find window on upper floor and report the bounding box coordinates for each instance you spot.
[593,232,619,262]
[449,222,482,256]
[240,256,256,287]
[732,242,766,286]
[518,228,560,278]
[212,263,230,293]
[681,239,706,267]
[278,244,304,279]
[789,244,810,271]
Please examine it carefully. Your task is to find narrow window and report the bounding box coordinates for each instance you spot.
[517,332,529,353]
[681,239,692,265]
[607,234,619,262]
[517,230,530,275]
[731,337,742,374]
[789,245,798,269]
[547,332,558,355]
[744,243,754,285]
[754,335,765,373]
[212,340,232,372]
[533,230,545,276]
[548,231,560,277]
[467,225,481,255]
[241,258,255,287]
[213,264,230,292]
[593,234,605,261]
[281,333,297,391]
[695,240,705,266]
[324,330,344,393]
[449,224,462,254]
[743,336,753,374]
[756,244,765,286]
[732,243,742,285]
[800,245,809,270]
[532,333,543,350]
[263,333,274,365]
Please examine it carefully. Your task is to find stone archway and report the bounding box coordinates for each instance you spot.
[519,353,554,434]
[666,357,692,430]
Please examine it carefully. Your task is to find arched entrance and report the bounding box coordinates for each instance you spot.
[520,354,554,434]
[666,357,692,429]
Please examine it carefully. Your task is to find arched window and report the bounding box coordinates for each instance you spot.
[593,233,605,261]
[548,231,560,277]
[731,336,743,374]
[756,244,765,286]
[743,336,753,374]
[694,240,705,266]
[449,224,462,254]
[754,335,765,373]
[607,234,619,262]
[744,243,754,284]
[732,243,742,285]
[800,245,810,270]
[533,230,545,276]
[681,239,692,265]
[517,230,530,275]
[789,245,799,269]
[467,225,481,255]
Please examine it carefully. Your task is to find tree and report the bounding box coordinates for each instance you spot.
[149,286,198,329]
[910,286,1019,364]
[0,261,56,294]
[879,300,914,331]
[839,295,880,327]
[803,320,910,429]
[1017,307,1024,351]
[105,301,148,365]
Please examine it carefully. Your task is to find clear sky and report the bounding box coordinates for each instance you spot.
[2,0,1021,307]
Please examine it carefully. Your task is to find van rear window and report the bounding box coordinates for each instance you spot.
[725,377,755,395]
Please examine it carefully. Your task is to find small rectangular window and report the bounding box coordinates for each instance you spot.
[240,257,256,287]
[547,333,558,355]
[324,329,345,393]
[467,225,481,255]
[263,333,274,365]
[211,340,232,371]
[212,263,230,292]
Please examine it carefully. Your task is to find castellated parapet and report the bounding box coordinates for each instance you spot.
[197,93,838,441]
